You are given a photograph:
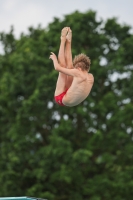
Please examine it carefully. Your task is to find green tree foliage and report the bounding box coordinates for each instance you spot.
[0,10,133,200]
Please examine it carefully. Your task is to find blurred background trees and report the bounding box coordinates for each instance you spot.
[0,10,133,200]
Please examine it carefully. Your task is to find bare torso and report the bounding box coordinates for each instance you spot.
[63,72,94,107]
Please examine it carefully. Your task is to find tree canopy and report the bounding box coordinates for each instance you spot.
[0,10,133,200]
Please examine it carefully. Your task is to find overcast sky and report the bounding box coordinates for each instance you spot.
[0,0,133,38]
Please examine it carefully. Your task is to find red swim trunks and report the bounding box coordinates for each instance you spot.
[54,89,68,106]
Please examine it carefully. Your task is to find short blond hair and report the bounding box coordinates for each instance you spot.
[73,53,91,71]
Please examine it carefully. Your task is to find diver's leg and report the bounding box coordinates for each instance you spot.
[55,27,68,96]
[65,28,73,88]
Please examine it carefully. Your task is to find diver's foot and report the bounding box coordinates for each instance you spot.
[66,28,72,43]
[61,27,68,41]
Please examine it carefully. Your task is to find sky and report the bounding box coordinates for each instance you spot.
[0,0,133,38]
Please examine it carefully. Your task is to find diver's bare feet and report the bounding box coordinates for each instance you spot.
[66,27,72,43]
[61,27,68,41]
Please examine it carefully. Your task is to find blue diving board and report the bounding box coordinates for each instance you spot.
[0,197,47,200]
